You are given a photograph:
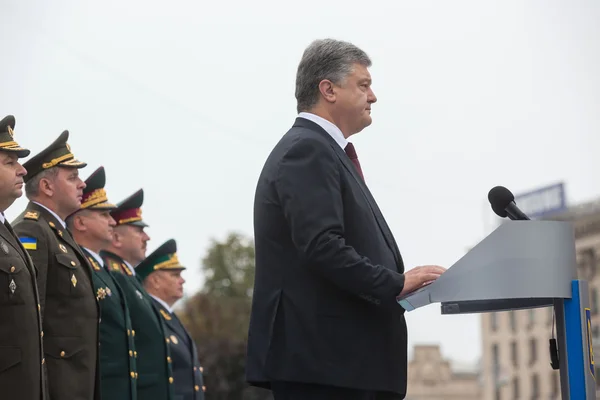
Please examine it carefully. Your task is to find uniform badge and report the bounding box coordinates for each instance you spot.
[160,309,172,321]
[9,279,16,294]
[0,241,8,254]
[96,287,106,300]
[105,287,112,296]
[48,222,55,228]
[59,244,67,253]
[58,230,63,237]
[135,290,143,299]
[170,335,178,345]
[71,274,77,287]
[19,237,37,250]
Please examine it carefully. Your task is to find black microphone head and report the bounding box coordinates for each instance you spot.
[488,186,515,218]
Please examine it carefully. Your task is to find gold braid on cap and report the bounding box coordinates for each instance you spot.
[81,189,109,209]
[153,254,181,270]
[42,153,74,169]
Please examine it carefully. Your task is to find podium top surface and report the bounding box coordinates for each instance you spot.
[397,220,576,312]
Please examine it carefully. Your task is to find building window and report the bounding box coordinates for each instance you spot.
[531,374,540,399]
[529,338,537,365]
[592,288,598,316]
[512,377,519,399]
[528,309,535,328]
[511,341,518,367]
[491,312,498,331]
[510,311,517,332]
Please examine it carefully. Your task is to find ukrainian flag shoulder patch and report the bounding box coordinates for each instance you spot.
[19,237,37,250]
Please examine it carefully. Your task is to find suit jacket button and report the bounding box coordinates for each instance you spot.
[200,367,204,373]
[60,351,66,358]
[41,358,45,365]
[169,377,174,384]
[195,385,199,391]
[202,386,206,392]
[167,357,172,363]
[129,351,133,357]
[130,372,135,378]
[10,266,15,272]
[134,351,137,358]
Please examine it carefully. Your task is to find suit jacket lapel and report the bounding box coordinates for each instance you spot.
[293,118,404,271]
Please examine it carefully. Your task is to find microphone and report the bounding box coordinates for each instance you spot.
[488,186,530,221]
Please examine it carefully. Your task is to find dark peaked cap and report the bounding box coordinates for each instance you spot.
[23,130,87,183]
[110,189,148,227]
[0,115,30,158]
[136,239,185,280]
[80,166,117,210]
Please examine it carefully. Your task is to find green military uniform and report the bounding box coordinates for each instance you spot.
[13,131,101,400]
[101,189,174,400]
[72,166,138,399]
[138,239,206,400]
[0,115,46,400]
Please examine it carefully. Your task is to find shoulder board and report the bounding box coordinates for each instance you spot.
[19,237,37,250]
[160,309,172,321]
[24,211,39,221]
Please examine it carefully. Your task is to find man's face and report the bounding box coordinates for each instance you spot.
[154,270,185,304]
[52,167,86,215]
[331,63,377,135]
[0,152,26,210]
[115,224,150,265]
[78,210,116,248]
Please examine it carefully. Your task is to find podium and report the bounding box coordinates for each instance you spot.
[397,221,595,399]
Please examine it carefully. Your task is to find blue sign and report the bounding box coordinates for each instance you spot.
[514,182,566,219]
[586,308,595,379]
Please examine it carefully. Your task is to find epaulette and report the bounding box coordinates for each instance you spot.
[160,309,172,321]
[24,211,39,220]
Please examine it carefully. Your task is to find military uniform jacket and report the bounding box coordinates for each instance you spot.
[0,218,46,400]
[13,202,101,400]
[101,250,174,400]
[83,248,137,400]
[152,298,205,400]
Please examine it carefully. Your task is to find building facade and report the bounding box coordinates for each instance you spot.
[480,197,600,400]
[406,345,481,400]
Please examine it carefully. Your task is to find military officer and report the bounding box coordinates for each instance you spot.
[0,115,46,399]
[13,130,100,400]
[138,239,206,400]
[101,189,174,400]
[65,166,137,399]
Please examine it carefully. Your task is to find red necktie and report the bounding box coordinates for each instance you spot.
[344,142,364,181]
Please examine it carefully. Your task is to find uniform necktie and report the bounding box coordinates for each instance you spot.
[344,142,364,181]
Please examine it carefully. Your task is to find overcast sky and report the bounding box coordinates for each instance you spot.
[2,0,600,366]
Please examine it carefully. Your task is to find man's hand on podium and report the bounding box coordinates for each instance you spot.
[398,265,446,297]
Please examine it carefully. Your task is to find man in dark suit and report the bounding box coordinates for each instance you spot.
[246,39,446,400]
[101,189,175,400]
[13,130,100,400]
[66,166,138,399]
[0,115,46,400]
[137,239,206,400]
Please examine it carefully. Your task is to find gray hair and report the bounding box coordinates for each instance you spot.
[295,38,372,113]
[25,168,60,199]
